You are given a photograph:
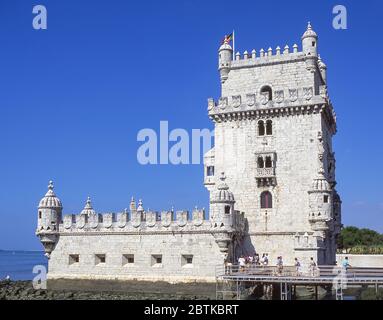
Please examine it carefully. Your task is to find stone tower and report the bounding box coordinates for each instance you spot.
[36,181,62,258]
[205,23,342,266]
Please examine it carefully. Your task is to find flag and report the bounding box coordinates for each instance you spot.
[222,33,233,44]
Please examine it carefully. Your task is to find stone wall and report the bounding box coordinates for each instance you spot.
[336,254,383,268]
[48,232,224,282]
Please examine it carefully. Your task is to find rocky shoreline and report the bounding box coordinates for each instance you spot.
[0,280,212,300]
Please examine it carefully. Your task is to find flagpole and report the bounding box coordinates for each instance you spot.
[232,29,235,60]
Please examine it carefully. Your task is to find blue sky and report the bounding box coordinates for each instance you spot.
[0,0,382,250]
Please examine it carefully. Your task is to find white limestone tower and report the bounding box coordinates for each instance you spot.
[36,180,62,257]
[205,23,341,265]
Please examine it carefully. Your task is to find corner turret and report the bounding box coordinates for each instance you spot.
[36,180,62,258]
[218,36,233,83]
[302,22,318,71]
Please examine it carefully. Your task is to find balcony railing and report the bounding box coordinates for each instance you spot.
[256,167,275,177]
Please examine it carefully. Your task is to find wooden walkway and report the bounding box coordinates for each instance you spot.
[215,265,383,300]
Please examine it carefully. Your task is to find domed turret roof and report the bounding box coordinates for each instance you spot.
[80,197,96,216]
[219,42,232,51]
[211,173,235,203]
[311,171,331,191]
[301,22,318,40]
[38,181,62,209]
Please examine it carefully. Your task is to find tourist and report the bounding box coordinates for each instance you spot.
[263,253,269,266]
[238,255,246,272]
[294,258,301,276]
[309,257,317,277]
[255,254,260,266]
[276,256,283,275]
[224,259,233,275]
[342,256,351,269]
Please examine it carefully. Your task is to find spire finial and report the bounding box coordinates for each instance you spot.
[220,172,226,181]
[307,21,312,30]
[84,196,92,209]
[48,180,54,190]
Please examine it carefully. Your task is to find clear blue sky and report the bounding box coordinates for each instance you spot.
[0,0,382,250]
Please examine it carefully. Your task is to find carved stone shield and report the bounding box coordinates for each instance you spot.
[117,212,127,228]
[246,94,255,107]
[88,214,99,229]
[192,209,204,226]
[218,97,228,110]
[207,98,215,111]
[176,211,188,227]
[289,89,298,102]
[260,92,269,105]
[63,215,73,229]
[161,211,172,227]
[146,211,156,227]
[274,90,284,103]
[131,213,141,228]
[303,87,313,100]
[76,214,86,229]
[103,213,113,228]
[232,95,241,108]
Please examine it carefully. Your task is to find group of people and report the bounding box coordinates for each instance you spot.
[227,254,322,277]
[236,253,270,270]
[226,254,353,276]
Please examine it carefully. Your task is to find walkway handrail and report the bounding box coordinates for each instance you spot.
[216,264,383,279]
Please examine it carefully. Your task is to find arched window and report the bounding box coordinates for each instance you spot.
[261,86,273,101]
[266,120,272,135]
[258,120,265,136]
[224,205,231,214]
[257,157,264,168]
[260,191,273,209]
[265,156,272,168]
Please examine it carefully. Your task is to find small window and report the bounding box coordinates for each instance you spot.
[122,254,134,265]
[69,254,79,265]
[95,254,106,265]
[260,191,273,209]
[207,166,215,176]
[258,121,265,136]
[312,41,316,47]
[266,120,272,135]
[265,156,272,168]
[324,195,329,203]
[181,255,193,267]
[151,254,162,266]
[261,86,273,101]
[224,205,231,214]
[38,211,42,219]
[257,157,264,168]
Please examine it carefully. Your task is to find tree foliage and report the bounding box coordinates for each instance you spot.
[338,226,383,250]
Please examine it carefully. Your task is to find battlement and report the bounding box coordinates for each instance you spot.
[60,207,212,233]
[58,205,246,234]
[230,44,305,68]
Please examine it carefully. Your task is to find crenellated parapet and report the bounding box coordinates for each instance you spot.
[207,85,336,133]
[231,43,305,67]
[60,204,212,234]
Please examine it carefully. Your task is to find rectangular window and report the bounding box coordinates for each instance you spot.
[95,254,106,265]
[122,254,134,265]
[324,195,329,203]
[207,166,214,176]
[151,254,162,266]
[181,255,193,267]
[69,254,79,265]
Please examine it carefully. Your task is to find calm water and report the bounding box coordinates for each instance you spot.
[0,250,47,280]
